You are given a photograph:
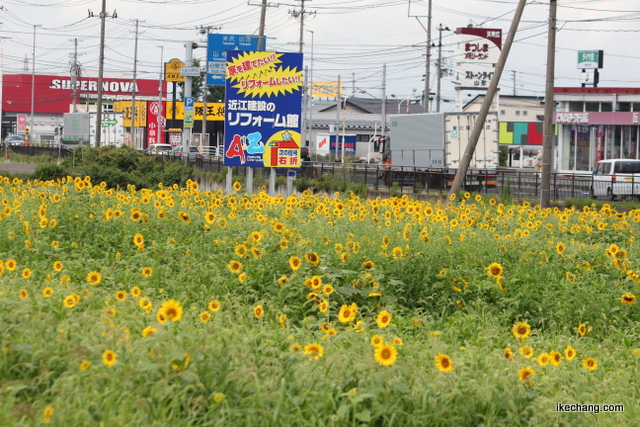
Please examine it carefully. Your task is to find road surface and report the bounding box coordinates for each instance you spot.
[1,163,37,174]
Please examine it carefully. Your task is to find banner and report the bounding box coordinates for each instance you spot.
[223,51,304,168]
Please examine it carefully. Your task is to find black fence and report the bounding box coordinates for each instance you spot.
[160,154,608,201]
[4,144,75,159]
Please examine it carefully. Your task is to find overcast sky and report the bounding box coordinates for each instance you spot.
[1,0,638,110]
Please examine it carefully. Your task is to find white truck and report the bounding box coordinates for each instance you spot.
[384,112,499,190]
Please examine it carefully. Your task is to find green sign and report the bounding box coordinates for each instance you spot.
[577,50,603,70]
[101,117,118,127]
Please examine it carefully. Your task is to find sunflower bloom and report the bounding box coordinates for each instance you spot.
[564,346,576,361]
[102,349,117,367]
[518,366,535,382]
[549,351,562,367]
[512,321,531,341]
[160,299,183,322]
[141,326,157,338]
[42,287,54,297]
[434,353,454,372]
[374,344,398,367]
[376,310,392,328]
[43,406,54,423]
[621,293,636,305]
[253,304,264,319]
[338,303,357,324]
[86,271,102,286]
[289,256,301,271]
[536,352,550,366]
[208,300,221,312]
[199,311,211,323]
[133,233,144,247]
[582,357,598,371]
[487,262,504,278]
[303,342,324,360]
[227,260,243,274]
[504,347,514,361]
[141,267,153,278]
[80,360,91,371]
[305,252,320,266]
[520,345,534,359]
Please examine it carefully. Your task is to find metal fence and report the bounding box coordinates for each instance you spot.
[172,155,606,201]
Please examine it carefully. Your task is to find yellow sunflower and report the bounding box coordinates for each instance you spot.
[160,299,183,322]
[549,351,562,367]
[253,304,264,319]
[434,353,454,372]
[289,256,301,271]
[512,321,531,341]
[374,344,398,367]
[564,346,576,361]
[338,303,357,323]
[199,311,211,323]
[518,366,535,382]
[376,310,392,328]
[621,293,636,305]
[582,357,598,371]
[487,262,504,278]
[133,233,144,247]
[102,349,117,367]
[141,267,153,278]
[86,271,102,286]
[305,252,320,266]
[303,342,324,360]
[208,300,221,312]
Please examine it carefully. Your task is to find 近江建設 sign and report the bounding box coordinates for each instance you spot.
[223,51,304,168]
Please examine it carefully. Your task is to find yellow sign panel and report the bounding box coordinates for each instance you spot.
[312,82,343,98]
[112,101,148,127]
[165,58,186,82]
[167,102,225,121]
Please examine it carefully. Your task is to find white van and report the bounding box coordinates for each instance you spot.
[592,159,640,200]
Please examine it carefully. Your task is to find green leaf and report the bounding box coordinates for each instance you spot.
[355,409,371,422]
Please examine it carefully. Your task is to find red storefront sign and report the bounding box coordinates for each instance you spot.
[147,101,166,147]
[2,74,162,114]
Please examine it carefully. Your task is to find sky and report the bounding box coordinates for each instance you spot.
[0,0,638,111]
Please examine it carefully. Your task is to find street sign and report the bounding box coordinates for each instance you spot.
[184,97,195,129]
[577,50,603,69]
[180,67,201,77]
[207,34,260,85]
[165,59,186,82]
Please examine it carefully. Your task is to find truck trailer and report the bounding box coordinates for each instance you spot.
[383,112,499,191]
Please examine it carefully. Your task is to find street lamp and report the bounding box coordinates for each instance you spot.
[390,89,418,114]
[341,89,365,163]
[156,45,164,147]
[29,24,42,143]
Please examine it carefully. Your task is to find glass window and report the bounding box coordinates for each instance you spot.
[500,109,506,116]
[601,103,612,112]
[619,102,631,112]
[585,102,599,112]
[522,110,528,116]
[515,110,521,116]
[633,103,640,112]
[569,102,583,112]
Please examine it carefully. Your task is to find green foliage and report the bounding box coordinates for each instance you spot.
[501,177,513,204]
[32,163,67,181]
[499,145,508,167]
[58,146,192,189]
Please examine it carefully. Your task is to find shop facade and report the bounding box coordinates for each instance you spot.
[553,87,640,172]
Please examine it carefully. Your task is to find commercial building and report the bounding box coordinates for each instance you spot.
[552,87,640,173]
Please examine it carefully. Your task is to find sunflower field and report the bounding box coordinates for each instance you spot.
[0,175,639,426]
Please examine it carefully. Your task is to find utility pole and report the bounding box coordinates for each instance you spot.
[130,19,142,147]
[381,64,387,137]
[436,24,449,113]
[423,0,432,113]
[70,38,82,113]
[298,0,305,53]
[258,0,268,51]
[540,0,557,208]
[198,25,218,150]
[93,1,117,147]
[29,24,41,143]
[512,70,517,96]
[449,0,527,197]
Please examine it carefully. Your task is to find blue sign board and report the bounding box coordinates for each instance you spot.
[329,135,357,156]
[223,51,304,168]
[207,34,260,85]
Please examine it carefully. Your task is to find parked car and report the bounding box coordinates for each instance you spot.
[4,135,26,146]
[147,143,173,155]
[591,159,640,200]
[171,145,202,159]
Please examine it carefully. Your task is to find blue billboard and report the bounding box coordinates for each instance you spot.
[223,51,304,168]
[329,135,357,156]
[207,34,260,85]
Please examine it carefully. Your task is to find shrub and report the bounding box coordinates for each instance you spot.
[33,163,67,181]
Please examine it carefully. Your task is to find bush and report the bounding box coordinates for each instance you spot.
[33,163,67,181]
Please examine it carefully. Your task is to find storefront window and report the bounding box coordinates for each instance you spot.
[601,103,612,112]
[619,102,631,112]
[585,102,599,112]
[569,102,583,111]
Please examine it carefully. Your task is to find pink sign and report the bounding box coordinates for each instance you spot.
[17,114,27,132]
